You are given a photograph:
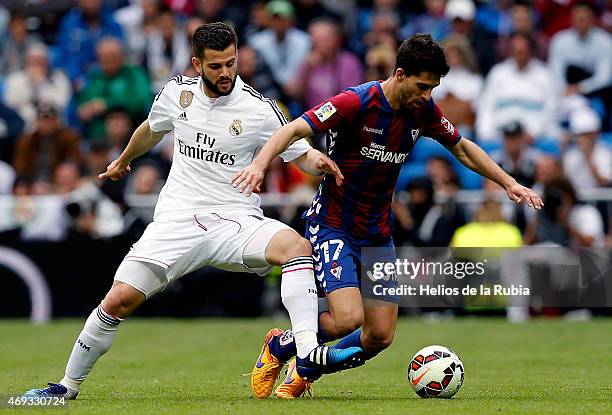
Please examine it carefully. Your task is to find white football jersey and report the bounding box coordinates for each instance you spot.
[148,75,311,220]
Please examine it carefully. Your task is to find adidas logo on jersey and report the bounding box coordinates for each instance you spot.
[178,112,188,121]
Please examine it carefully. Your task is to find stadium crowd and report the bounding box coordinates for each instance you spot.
[0,0,610,251]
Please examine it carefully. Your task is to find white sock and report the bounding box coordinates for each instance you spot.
[281,256,319,359]
[59,305,123,392]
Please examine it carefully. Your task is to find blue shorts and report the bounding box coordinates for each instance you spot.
[305,219,399,303]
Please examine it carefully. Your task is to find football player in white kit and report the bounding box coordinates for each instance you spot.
[23,23,361,400]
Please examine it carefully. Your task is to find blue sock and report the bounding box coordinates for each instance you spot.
[334,328,377,360]
[334,328,363,350]
[268,330,296,362]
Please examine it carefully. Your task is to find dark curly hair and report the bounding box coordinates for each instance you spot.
[192,22,237,59]
[395,34,450,78]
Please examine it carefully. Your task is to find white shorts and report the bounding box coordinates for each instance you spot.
[114,212,291,297]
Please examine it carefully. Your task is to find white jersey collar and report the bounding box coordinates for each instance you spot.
[198,75,244,106]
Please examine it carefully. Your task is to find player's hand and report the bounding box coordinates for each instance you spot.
[232,162,266,197]
[98,158,131,181]
[314,153,344,187]
[505,181,543,210]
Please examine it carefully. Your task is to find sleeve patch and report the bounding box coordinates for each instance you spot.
[314,101,337,122]
[441,117,455,135]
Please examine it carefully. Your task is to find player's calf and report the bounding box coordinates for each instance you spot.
[318,289,364,341]
[360,302,398,357]
[361,326,395,357]
[22,264,156,400]
[59,281,145,393]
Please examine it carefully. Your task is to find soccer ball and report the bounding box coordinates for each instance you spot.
[407,345,464,398]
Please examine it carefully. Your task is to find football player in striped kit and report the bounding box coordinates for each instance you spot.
[235,34,543,398]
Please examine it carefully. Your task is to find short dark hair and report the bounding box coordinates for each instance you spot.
[395,34,450,78]
[571,0,599,14]
[192,22,237,59]
[510,31,536,53]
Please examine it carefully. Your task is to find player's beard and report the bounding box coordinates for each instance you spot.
[201,73,236,97]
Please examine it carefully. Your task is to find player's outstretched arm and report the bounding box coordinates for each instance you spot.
[232,117,325,196]
[293,149,344,182]
[449,138,544,209]
[99,120,168,181]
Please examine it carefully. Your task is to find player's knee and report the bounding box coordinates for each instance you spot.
[102,284,144,318]
[289,236,312,258]
[284,236,312,261]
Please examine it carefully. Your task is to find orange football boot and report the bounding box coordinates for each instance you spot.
[251,328,284,399]
[275,357,312,399]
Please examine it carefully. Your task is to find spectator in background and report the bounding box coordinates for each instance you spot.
[114,0,161,65]
[533,154,563,195]
[525,176,605,247]
[451,198,523,248]
[184,15,205,76]
[433,34,482,137]
[82,110,135,205]
[1,12,41,74]
[603,0,612,33]
[445,0,497,74]
[401,0,450,41]
[125,163,162,198]
[3,43,71,132]
[85,142,112,185]
[497,1,549,61]
[563,106,612,189]
[77,37,151,143]
[477,32,560,142]
[243,1,269,40]
[52,161,83,196]
[249,0,311,89]
[286,18,363,109]
[354,0,404,55]
[393,177,464,247]
[122,162,163,226]
[196,0,244,26]
[427,156,461,196]
[238,45,282,100]
[145,4,190,92]
[491,121,542,188]
[364,41,396,81]
[163,0,195,15]
[57,161,125,239]
[56,0,124,87]
[12,103,82,189]
[0,6,8,41]
[293,0,342,32]
[449,194,527,322]
[185,16,205,39]
[362,10,401,53]
[0,102,25,164]
[535,0,575,39]
[549,1,612,129]
[475,0,514,38]
[0,157,15,195]
[105,109,133,161]
[518,153,563,229]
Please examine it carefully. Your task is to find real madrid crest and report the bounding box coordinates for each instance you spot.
[179,90,193,109]
[229,119,242,136]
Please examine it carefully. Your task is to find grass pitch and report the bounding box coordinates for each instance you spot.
[0,318,610,414]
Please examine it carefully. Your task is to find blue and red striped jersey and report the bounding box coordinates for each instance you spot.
[301,80,461,241]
